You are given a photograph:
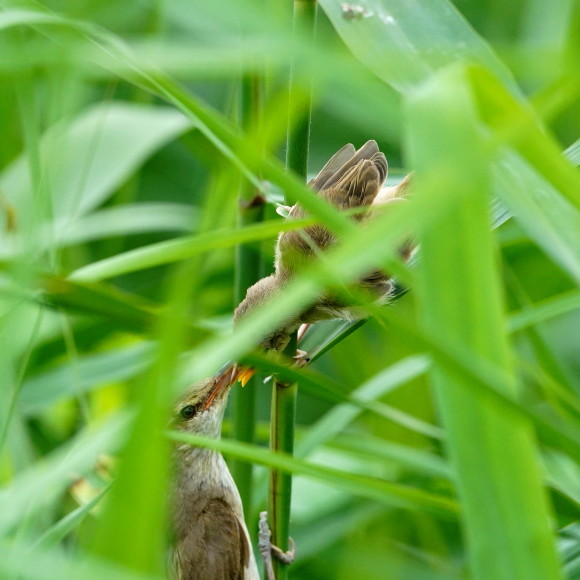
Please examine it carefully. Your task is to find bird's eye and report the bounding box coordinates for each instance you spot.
[180,404,198,420]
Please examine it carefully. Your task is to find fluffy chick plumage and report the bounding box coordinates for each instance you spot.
[234,140,410,352]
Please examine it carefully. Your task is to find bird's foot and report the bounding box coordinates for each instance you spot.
[271,538,296,565]
[275,204,292,218]
[293,349,310,367]
[258,511,296,580]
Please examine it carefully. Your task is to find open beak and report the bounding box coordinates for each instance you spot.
[237,366,256,387]
[203,364,240,411]
[203,364,257,411]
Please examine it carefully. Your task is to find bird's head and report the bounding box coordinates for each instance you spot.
[173,370,239,439]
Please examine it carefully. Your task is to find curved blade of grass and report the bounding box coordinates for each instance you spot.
[542,449,580,506]
[318,0,517,93]
[36,483,112,548]
[330,434,452,481]
[493,149,580,282]
[51,203,198,247]
[294,355,436,457]
[508,289,580,332]
[304,319,366,362]
[167,430,458,517]
[68,216,315,283]
[0,413,128,534]
[19,342,154,415]
[468,66,580,209]
[0,102,192,224]
[41,276,159,333]
[243,352,440,439]
[367,301,580,455]
[291,503,382,561]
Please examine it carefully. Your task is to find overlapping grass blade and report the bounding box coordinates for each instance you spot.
[243,352,440,439]
[69,217,315,283]
[0,413,128,534]
[19,342,154,415]
[318,0,517,92]
[168,430,457,517]
[508,289,580,332]
[329,434,452,480]
[0,102,192,225]
[408,66,562,579]
[0,538,161,580]
[53,203,197,247]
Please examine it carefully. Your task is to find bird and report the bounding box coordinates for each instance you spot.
[171,373,259,580]
[233,140,411,361]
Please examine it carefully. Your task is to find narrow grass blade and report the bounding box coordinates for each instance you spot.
[0,102,192,223]
[36,484,111,548]
[0,413,128,534]
[68,217,315,282]
[19,342,154,415]
[168,431,458,517]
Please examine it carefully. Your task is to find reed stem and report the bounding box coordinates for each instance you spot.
[231,72,266,514]
[269,2,317,577]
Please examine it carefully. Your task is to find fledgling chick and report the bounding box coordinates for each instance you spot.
[234,140,411,355]
[171,376,259,580]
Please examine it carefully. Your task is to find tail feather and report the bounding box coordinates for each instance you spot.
[309,143,356,191]
[331,151,387,209]
[320,140,381,190]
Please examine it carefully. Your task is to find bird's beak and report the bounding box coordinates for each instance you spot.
[237,366,256,387]
[203,364,240,411]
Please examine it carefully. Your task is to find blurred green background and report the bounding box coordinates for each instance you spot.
[0,0,578,578]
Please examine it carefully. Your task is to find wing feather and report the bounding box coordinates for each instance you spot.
[309,143,356,191]
[175,498,251,580]
[319,140,384,191]
[276,141,387,275]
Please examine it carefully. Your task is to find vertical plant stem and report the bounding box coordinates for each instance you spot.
[270,337,298,580]
[269,2,317,578]
[231,71,266,514]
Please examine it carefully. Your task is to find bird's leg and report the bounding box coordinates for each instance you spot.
[258,511,276,580]
[258,511,296,580]
[297,323,310,342]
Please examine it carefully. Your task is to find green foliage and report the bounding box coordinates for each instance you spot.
[0,0,578,579]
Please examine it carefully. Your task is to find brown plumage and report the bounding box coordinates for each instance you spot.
[276,141,387,275]
[172,377,258,580]
[234,140,411,353]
